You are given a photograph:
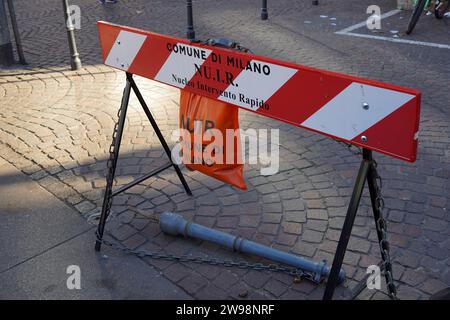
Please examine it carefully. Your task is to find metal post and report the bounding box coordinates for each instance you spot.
[261,0,268,20]
[161,212,345,283]
[186,0,195,40]
[95,74,131,251]
[62,0,81,70]
[128,74,192,196]
[323,149,371,300]
[6,0,26,64]
[0,0,14,66]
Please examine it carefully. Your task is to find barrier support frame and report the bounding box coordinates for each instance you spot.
[94,73,395,301]
[95,72,192,251]
[323,148,393,300]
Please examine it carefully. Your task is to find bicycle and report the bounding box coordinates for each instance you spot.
[435,0,450,18]
[406,0,449,34]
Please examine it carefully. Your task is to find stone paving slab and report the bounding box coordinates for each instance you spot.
[0,230,191,300]
[0,158,91,272]
[349,7,450,44]
[0,158,191,300]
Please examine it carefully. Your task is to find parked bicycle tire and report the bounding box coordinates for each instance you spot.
[406,0,428,35]
[435,0,450,19]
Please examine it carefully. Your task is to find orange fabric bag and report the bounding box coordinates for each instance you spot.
[179,90,247,190]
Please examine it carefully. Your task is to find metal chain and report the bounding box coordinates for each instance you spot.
[96,232,317,283]
[101,91,126,225]
[336,139,363,156]
[200,38,254,53]
[94,205,316,283]
[371,160,398,300]
[336,140,397,299]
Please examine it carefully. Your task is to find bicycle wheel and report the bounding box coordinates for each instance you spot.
[435,0,450,19]
[406,0,428,34]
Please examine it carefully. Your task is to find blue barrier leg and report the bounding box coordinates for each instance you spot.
[160,212,346,284]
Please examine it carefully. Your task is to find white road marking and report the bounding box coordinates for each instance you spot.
[336,9,402,34]
[336,9,450,50]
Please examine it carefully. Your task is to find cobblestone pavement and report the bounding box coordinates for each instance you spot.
[0,0,449,300]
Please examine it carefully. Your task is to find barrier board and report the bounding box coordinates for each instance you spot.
[98,21,421,162]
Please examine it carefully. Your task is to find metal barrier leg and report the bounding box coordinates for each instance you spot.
[95,75,131,251]
[322,150,371,300]
[128,74,192,196]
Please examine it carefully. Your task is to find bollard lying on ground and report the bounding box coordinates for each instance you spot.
[160,212,346,284]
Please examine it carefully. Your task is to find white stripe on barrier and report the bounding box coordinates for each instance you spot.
[218,60,297,111]
[301,82,415,140]
[155,43,213,88]
[105,31,147,71]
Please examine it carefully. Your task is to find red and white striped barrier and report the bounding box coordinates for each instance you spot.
[98,21,421,162]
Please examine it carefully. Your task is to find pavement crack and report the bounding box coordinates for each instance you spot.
[0,226,95,275]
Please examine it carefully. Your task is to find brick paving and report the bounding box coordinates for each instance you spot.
[0,0,449,300]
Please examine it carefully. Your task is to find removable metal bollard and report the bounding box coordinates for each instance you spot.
[261,0,268,20]
[186,0,195,40]
[160,212,346,284]
[62,0,82,70]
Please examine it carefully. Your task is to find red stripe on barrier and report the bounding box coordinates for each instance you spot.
[128,36,173,80]
[188,51,251,97]
[98,25,121,62]
[350,97,420,162]
[262,70,353,124]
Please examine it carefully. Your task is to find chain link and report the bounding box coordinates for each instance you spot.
[101,87,127,227]
[335,139,363,156]
[96,232,317,282]
[96,208,317,282]
[337,141,397,299]
[200,38,253,53]
[371,160,398,300]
